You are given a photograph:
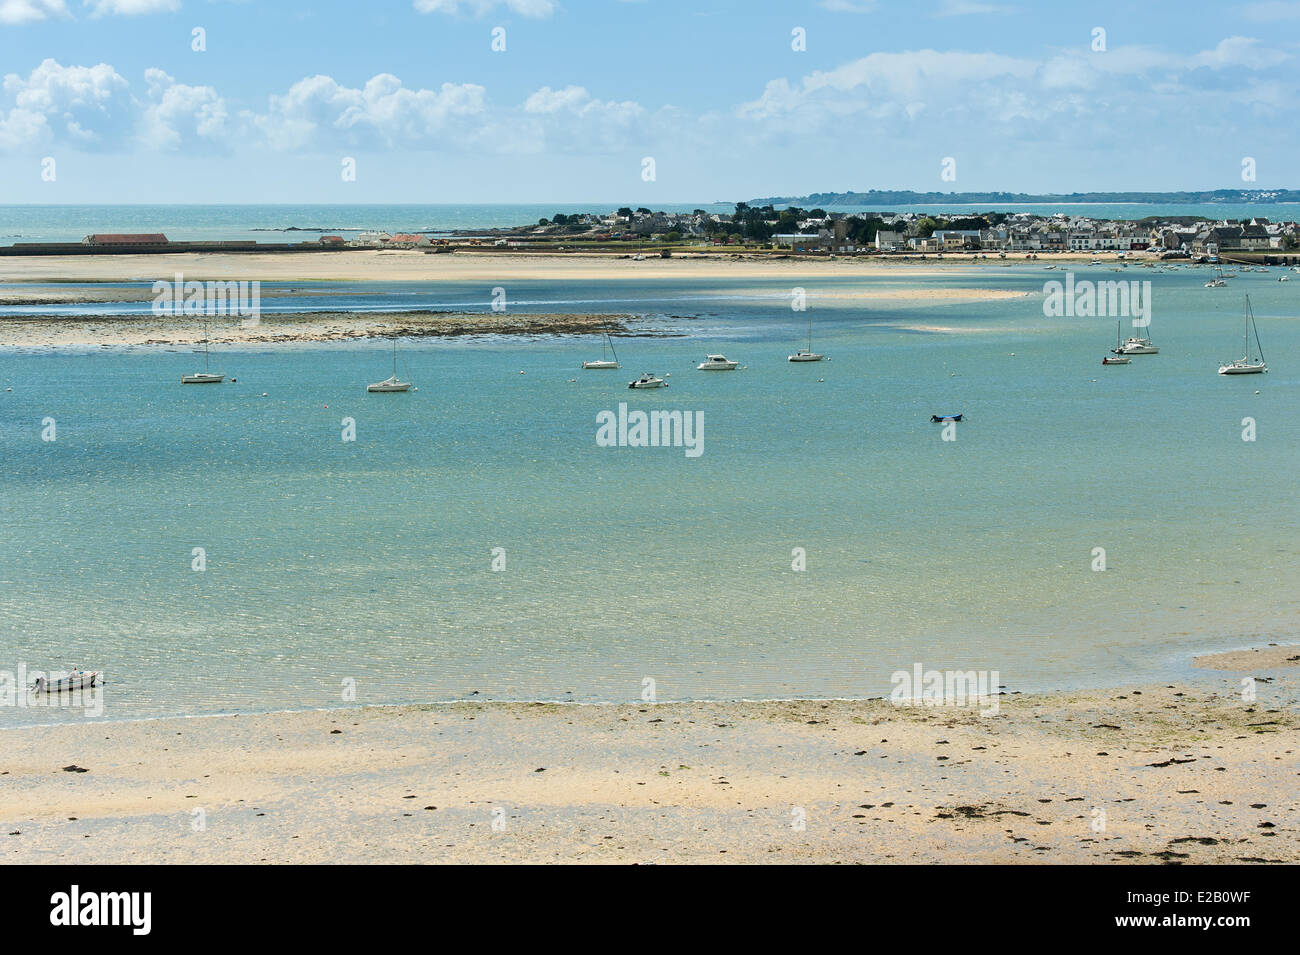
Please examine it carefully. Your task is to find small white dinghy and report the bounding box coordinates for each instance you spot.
[34,669,99,693]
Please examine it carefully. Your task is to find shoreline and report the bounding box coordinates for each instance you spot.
[6,641,1297,733]
[3,675,1296,864]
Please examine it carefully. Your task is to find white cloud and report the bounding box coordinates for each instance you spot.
[139,68,229,149]
[1192,36,1288,68]
[513,84,646,152]
[0,107,47,149]
[248,73,488,150]
[83,0,179,15]
[738,50,1035,122]
[413,0,556,17]
[523,85,591,113]
[1,58,130,147]
[0,0,69,23]
[739,38,1293,131]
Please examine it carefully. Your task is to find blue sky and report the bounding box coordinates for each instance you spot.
[1,0,1297,203]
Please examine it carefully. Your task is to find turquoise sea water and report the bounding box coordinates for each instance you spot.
[2,265,1298,725]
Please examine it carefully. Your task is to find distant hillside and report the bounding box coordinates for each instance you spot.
[749,189,1300,206]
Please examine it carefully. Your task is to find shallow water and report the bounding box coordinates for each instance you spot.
[2,265,1297,725]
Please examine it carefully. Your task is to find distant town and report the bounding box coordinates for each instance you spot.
[5,203,1299,262]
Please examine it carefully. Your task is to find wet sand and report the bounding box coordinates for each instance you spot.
[0,311,640,348]
[2,681,1295,864]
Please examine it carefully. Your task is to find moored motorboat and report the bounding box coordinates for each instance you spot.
[1114,338,1158,355]
[628,372,666,389]
[697,353,738,370]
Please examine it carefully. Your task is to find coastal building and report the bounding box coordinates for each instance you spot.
[773,233,823,251]
[933,229,981,250]
[1239,224,1270,250]
[874,230,907,251]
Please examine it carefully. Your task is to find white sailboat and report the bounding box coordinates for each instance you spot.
[1218,295,1268,375]
[367,339,412,392]
[1112,318,1159,355]
[788,310,825,362]
[1101,321,1130,364]
[582,329,620,369]
[181,321,225,384]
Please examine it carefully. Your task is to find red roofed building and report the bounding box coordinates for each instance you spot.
[384,233,431,248]
[82,234,169,245]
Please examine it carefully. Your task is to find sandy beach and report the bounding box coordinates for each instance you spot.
[0,248,1125,285]
[0,251,1043,347]
[3,674,1296,865]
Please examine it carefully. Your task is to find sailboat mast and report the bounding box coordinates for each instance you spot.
[1243,296,1250,360]
[1248,296,1265,362]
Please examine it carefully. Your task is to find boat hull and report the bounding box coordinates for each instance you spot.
[788,352,825,362]
[1218,363,1266,375]
[36,672,98,693]
[181,374,224,384]
[582,361,620,369]
[367,382,412,392]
